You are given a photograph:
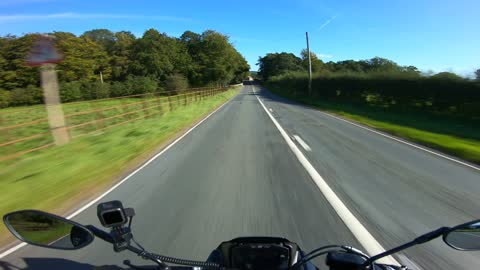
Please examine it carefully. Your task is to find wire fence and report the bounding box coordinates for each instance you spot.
[0,86,228,162]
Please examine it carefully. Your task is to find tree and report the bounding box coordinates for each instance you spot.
[327,60,366,73]
[129,29,192,81]
[431,72,463,80]
[180,30,249,86]
[81,29,115,52]
[257,53,304,80]
[365,57,402,73]
[0,34,39,89]
[300,49,324,73]
[475,69,480,81]
[0,28,250,106]
[53,32,111,82]
[401,65,421,76]
[110,31,135,80]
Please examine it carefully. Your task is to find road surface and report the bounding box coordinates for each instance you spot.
[1,85,479,270]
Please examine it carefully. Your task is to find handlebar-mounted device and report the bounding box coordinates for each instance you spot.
[97,200,136,252]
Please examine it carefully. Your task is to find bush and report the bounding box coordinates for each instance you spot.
[93,82,111,99]
[266,73,480,118]
[164,74,189,92]
[60,81,83,102]
[76,81,110,100]
[110,81,129,97]
[0,90,11,108]
[9,85,43,106]
[125,76,158,95]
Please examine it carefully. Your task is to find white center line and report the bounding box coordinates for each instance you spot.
[251,85,399,266]
[293,135,312,151]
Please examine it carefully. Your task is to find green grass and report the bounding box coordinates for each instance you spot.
[271,90,480,165]
[0,88,239,244]
[0,92,210,157]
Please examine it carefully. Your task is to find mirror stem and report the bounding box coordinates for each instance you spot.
[365,227,449,265]
[86,225,114,243]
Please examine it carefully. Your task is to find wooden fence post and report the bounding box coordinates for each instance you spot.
[0,115,11,143]
[156,93,163,115]
[142,97,149,119]
[167,93,172,112]
[95,109,105,131]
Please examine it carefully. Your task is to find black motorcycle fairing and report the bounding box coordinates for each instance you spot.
[207,237,303,270]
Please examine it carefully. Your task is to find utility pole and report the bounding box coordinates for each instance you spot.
[306,32,312,96]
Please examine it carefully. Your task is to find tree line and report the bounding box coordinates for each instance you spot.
[0,29,250,107]
[258,51,480,119]
[258,51,480,80]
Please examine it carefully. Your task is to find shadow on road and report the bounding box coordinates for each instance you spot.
[0,258,126,270]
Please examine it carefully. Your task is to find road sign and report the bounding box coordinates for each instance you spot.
[26,35,69,145]
[26,35,63,66]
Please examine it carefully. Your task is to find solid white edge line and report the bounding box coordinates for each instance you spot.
[317,108,480,172]
[0,94,235,259]
[293,135,312,151]
[252,86,400,266]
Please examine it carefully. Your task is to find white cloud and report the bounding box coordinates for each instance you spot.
[0,13,190,23]
[318,15,337,31]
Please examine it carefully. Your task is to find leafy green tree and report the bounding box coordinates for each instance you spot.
[401,65,421,76]
[431,72,463,80]
[0,34,39,89]
[180,30,249,86]
[363,57,402,73]
[257,52,304,80]
[300,49,324,73]
[110,31,135,80]
[53,32,111,82]
[0,28,250,106]
[129,29,192,81]
[81,29,115,52]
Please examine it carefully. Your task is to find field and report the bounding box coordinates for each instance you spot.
[0,88,222,160]
[0,87,239,245]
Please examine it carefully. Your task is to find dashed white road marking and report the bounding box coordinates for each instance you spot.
[293,135,312,151]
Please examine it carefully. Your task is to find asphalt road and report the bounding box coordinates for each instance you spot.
[1,85,480,270]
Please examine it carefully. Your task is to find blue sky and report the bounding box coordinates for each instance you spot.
[1,0,479,75]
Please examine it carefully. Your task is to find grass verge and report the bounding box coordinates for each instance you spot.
[270,89,480,165]
[0,88,239,247]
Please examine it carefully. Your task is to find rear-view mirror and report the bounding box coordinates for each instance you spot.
[3,210,94,250]
[443,220,480,251]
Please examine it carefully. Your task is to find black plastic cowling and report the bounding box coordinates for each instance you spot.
[326,251,368,270]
